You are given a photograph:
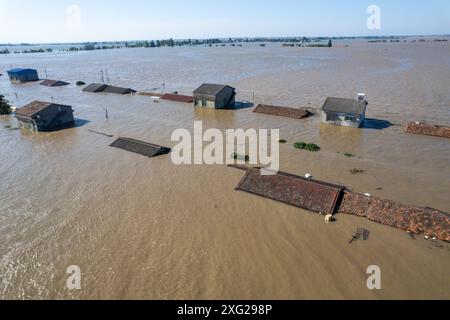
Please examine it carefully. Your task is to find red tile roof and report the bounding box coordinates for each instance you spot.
[161,94,194,103]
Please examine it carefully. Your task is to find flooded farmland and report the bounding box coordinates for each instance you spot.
[0,41,449,299]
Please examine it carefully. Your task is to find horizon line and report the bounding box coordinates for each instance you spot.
[1,34,449,46]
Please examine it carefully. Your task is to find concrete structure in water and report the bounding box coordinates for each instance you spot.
[193,83,236,109]
[15,101,74,132]
[321,94,368,128]
[7,68,39,83]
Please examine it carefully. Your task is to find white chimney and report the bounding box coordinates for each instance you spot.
[357,93,366,101]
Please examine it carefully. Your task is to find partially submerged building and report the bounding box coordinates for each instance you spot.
[40,79,69,87]
[193,83,236,109]
[110,137,171,158]
[7,68,39,83]
[15,101,74,131]
[83,83,136,95]
[254,104,312,119]
[321,94,368,128]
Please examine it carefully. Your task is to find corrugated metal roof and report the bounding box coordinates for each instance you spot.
[193,83,235,98]
[321,97,367,115]
[15,101,72,118]
[236,168,344,214]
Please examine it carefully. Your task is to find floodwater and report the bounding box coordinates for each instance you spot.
[0,41,449,300]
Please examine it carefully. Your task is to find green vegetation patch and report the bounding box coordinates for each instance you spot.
[231,152,250,162]
[294,142,321,152]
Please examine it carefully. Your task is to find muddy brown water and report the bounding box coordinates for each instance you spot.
[0,41,449,299]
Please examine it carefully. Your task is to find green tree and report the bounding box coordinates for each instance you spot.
[328,39,333,48]
[0,95,12,115]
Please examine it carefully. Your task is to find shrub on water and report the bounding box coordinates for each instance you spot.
[344,153,355,158]
[305,143,320,152]
[231,152,250,162]
[0,95,12,115]
[294,142,307,150]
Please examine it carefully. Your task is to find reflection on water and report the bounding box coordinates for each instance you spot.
[0,42,449,300]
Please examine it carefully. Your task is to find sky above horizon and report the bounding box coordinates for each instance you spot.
[0,0,449,43]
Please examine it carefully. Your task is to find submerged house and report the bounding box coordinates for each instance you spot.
[83,83,136,95]
[40,79,69,87]
[193,83,236,109]
[321,95,368,128]
[15,101,74,131]
[7,68,39,83]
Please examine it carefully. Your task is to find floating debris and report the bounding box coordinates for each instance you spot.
[88,129,114,138]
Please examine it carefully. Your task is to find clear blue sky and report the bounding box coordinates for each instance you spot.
[0,0,449,43]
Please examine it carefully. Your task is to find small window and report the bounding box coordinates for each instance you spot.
[326,113,337,122]
[344,116,354,121]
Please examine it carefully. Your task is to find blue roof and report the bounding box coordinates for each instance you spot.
[7,68,38,74]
